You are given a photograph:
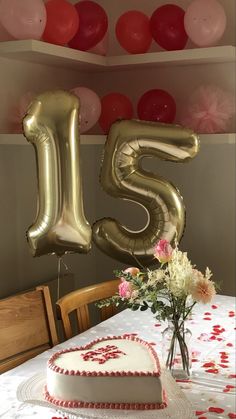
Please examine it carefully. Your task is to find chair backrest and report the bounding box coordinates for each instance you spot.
[0,285,58,374]
[56,279,120,340]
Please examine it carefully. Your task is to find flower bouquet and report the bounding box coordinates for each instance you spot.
[98,239,216,379]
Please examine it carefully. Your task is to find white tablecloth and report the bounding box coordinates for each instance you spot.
[0,294,235,418]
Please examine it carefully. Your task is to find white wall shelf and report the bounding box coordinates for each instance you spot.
[0,40,235,71]
[107,46,236,69]
[0,133,235,146]
[0,40,107,71]
[0,134,106,145]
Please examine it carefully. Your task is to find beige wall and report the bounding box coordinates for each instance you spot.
[0,141,235,298]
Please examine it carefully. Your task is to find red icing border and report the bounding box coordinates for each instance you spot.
[47,335,161,377]
[44,386,167,410]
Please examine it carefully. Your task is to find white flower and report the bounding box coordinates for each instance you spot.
[147,269,164,286]
[166,249,194,297]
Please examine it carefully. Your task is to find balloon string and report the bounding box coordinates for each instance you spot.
[57,256,62,301]
[61,258,73,274]
[130,251,146,271]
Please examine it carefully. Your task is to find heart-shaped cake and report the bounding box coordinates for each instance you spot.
[45,335,167,410]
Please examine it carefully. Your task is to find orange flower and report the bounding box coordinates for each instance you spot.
[191,272,216,304]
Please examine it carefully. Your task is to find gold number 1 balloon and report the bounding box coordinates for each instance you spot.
[93,119,199,266]
[23,90,92,257]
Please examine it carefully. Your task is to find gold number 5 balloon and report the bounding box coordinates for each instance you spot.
[92,119,199,266]
[23,90,92,257]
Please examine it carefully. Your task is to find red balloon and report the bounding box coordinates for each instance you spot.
[99,93,133,134]
[150,4,188,51]
[68,1,108,51]
[137,89,176,123]
[42,0,79,46]
[115,10,152,54]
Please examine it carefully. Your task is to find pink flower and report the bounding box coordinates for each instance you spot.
[191,271,216,304]
[120,267,140,282]
[118,281,133,299]
[154,239,173,263]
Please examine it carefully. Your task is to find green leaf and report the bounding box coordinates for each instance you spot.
[131,304,140,311]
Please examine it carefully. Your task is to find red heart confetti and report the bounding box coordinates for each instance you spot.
[204,312,212,315]
[195,410,207,416]
[202,362,215,368]
[226,343,233,347]
[205,368,219,374]
[211,304,218,309]
[154,323,161,327]
[218,364,229,368]
[203,317,212,320]
[228,374,236,378]
[228,413,236,418]
[226,385,235,389]
[223,388,231,392]
[51,417,69,419]
[198,417,208,419]
[208,407,224,413]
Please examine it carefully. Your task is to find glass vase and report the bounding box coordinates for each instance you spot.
[162,320,192,380]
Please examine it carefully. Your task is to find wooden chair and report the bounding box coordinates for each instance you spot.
[0,285,58,374]
[56,279,120,340]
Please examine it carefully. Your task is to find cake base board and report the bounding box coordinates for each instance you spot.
[17,370,194,418]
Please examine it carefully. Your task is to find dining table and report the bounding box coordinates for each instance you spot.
[0,294,235,419]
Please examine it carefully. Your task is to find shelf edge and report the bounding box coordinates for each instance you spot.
[0,134,235,146]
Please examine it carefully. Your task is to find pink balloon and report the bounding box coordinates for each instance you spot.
[0,0,46,40]
[0,21,15,41]
[88,31,109,56]
[9,92,35,133]
[184,0,226,47]
[71,87,101,133]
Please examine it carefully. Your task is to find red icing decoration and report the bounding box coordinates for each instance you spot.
[81,344,126,364]
[44,386,167,410]
[228,414,236,418]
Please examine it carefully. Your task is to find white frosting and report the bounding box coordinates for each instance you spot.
[46,337,164,407]
[47,372,162,403]
[53,339,157,373]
